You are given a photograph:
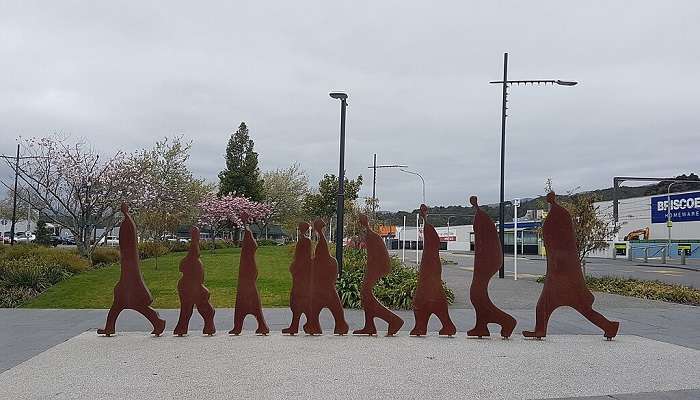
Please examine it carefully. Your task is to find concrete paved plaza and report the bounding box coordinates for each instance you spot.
[1,257,698,399]
[1,332,698,400]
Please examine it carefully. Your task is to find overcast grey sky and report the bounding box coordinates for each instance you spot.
[1,1,698,211]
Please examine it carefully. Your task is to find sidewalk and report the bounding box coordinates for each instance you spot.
[2,298,699,373]
[1,332,697,400]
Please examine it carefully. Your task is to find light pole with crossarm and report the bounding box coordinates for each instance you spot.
[490,52,577,278]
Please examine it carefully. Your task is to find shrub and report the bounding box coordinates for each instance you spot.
[0,257,74,307]
[337,268,363,308]
[199,240,237,250]
[0,260,72,291]
[138,242,169,260]
[0,244,88,273]
[91,247,120,266]
[168,241,190,253]
[343,248,368,271]
[257,239,280,247]
[336,249,454,310]
[0,286,38,308]
[535,275,700,306]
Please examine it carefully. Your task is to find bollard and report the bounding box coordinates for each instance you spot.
[661,247,667,264]
[643,247,648,263]
[681,251,686,265]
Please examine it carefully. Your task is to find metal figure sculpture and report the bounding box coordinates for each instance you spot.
[98,203,166,336]
[173,227,216,336]
[523,192,620,340]
[229,216,270,335]
[303,219,349,335]
[467,196,517,338]
[353,214,404,336]
[282,222,313,335]
[410,204,457,337]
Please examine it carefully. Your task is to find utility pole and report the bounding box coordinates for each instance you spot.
[10,144,20,245]
[1,142,52,246]
[367,154,406,219]
[372,154,376,215]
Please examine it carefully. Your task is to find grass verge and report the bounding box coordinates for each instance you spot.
[24,246,293,309]
[536,275,700,306]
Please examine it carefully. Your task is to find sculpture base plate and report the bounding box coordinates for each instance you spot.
[1,332,698,399]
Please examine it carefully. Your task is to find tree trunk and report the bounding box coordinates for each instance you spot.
[76,239,93,265]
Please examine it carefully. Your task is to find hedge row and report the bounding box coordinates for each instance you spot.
[535,274,700,306]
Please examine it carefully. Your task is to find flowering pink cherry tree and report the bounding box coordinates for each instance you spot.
[198,194,272,242]
[1,136,145,261]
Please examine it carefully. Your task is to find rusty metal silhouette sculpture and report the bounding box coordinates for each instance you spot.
[523,192,620,340]
[229,217,270,335]
[282,222,313,335]
[410,204,457,337]
[303,219,349,335]
[98,204,166,336]
[467,196,517,338]
[174,227,216,336]
[353,214,404,336]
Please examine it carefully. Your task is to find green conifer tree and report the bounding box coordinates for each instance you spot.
[35,220,52,246]
[218,122,264,201]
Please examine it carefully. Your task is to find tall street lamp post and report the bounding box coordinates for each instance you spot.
[400,168,425,205]
[367,154,406,219]
[490,52,577,278]
[330,92,348,276]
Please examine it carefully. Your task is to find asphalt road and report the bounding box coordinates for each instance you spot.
[391,250,700,288]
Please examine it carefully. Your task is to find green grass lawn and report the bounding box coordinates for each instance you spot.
[24,246,294,309]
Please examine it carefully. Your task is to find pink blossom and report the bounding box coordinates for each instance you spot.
[197,194,272,231]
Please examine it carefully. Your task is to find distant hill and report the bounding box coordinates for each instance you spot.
[378,173,700,227]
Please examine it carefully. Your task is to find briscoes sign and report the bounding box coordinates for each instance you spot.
[651,191,700,223]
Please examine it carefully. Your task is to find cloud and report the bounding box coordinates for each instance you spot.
[1,1,698,211]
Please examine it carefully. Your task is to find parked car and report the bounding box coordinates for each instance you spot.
[14,232,35,243]
[1,232,11,244]
[163,234,189,243]
[48,235,63,247]
[98,235,119,246]
[60,236,76,245]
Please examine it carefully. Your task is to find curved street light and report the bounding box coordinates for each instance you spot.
[400,168,425,205]
[489,52,578,278]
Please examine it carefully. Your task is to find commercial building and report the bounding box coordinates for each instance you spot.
[595,189,700,259]
[392,220,541,255]
[389,190,700,260]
